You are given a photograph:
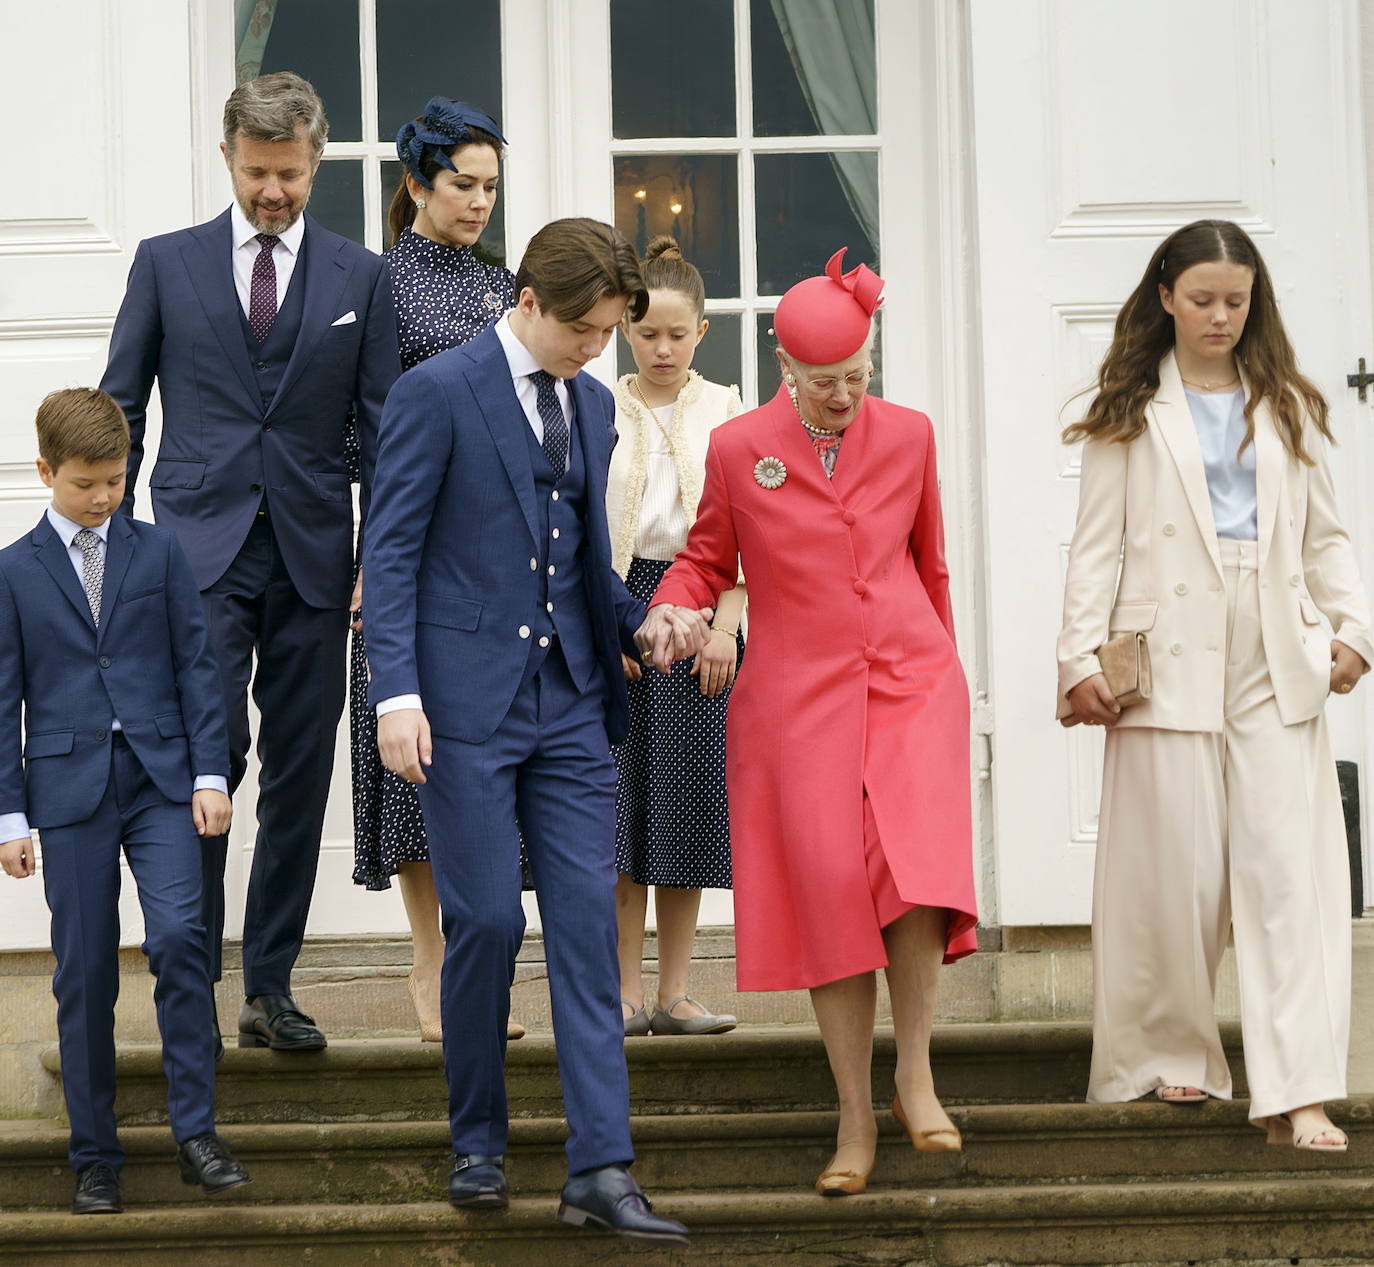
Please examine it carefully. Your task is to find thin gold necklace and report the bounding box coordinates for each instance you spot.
[629,375,674,442]
[1181,374,1240,392]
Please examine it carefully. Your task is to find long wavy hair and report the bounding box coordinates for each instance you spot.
[1062,219,1330,462]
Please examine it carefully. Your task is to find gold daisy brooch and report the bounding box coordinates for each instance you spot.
[753,456,787,490]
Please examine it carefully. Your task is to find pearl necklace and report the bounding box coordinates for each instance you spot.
[799,417,843,438]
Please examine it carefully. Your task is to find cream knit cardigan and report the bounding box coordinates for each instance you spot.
[607,371,744,579]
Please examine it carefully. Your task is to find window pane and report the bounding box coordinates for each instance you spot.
[308,160,364,246]
[614,156,740,298]
[618,313,742,395]
[376,0,502,145]
[247,1,362,142]
[754,152,878,296]
[381,159,507,267]
[611,0,735,138]
[752,0,877,138]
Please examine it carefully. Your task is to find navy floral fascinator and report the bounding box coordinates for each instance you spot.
[396,98,507,188]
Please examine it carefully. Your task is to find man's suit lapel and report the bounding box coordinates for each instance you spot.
[95,516,135,648]
[271,217,353,412]
[1152,351,1223,580]
[31,519,96,634]
[181,210,260,410]
[469,328,540,547]
[571,375,610,515]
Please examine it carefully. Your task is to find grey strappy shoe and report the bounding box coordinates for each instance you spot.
[622,999,652,1036]
[649,995,737,1035]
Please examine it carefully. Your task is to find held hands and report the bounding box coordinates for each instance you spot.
[378,708,433,784]
[350,569,364,633]
[1331,639,1368,696]
[693,628,739,698]
[1066,673,1121,727]
[633,604,715,675]
[621,653,643,683]
[192,789,233,838]
[0,836,34,879]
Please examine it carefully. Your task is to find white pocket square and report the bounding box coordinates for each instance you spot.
[331,311,357,326]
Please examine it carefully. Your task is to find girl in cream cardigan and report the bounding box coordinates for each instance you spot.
[608,236,745,1036]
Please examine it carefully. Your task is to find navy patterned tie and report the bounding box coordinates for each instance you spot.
[72,528,103,627]
[248,233,280,343]
[530,369,569,478]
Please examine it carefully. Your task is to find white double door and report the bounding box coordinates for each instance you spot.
[971,0,1374,924]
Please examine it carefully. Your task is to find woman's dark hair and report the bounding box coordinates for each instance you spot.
[1062,219,1330,462]
[515,218,648,323]
[638,235,706,321]
[386,125,504,244]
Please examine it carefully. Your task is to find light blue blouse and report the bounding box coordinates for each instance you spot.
[1185,388,1257,541]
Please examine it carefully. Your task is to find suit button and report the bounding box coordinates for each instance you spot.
[852,580,868,595]
[250,483,262,494]
[1163,523,1176,536]
[262,423,273,432]
[1289,575,1300,587]
[538,636,550,647]
[98,656,111,669]
[551,491,560,501]
[842,511,857,526]
[255,361,268,371]
[1170,643,1183,656]
[546,602,554,613]
[552,528,561,539]
[518,625,531,639]
[548,565,556,576]
[530,558,538,571]
[1175,582,1188,596]
[95,729,108,741]
[863,647,878,662]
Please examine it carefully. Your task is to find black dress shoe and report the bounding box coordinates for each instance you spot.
[448,1153,508,1209]
[72,1162,122,1214]
[238,994,327,1050]
[177,1133,251,1194]
[558,1164,688,1244]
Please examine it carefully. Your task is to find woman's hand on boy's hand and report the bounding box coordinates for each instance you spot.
[0,836,35,878]
[192,789,233,838]
[693,628,738,697]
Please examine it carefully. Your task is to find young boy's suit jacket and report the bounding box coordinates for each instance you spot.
[0,514,227,829]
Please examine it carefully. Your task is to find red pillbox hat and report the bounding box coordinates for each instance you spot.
[772,248,884,365]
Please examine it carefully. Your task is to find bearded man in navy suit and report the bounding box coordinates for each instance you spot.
[100,72,400,1052]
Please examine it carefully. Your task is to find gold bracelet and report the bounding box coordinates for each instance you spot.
[710,624,737,637]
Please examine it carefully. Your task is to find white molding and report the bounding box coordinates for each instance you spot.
[0,316,115,340]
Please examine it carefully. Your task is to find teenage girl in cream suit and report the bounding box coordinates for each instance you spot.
[1058,219,1372,1152]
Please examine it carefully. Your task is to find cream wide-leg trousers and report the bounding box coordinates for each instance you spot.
[1088,538,1350,1121]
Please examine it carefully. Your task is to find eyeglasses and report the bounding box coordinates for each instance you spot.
[799,367,873,396]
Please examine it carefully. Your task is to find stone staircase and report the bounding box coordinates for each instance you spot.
[2,1021,1373,1265]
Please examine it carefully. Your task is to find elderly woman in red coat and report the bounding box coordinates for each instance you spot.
[636,251,978,1197]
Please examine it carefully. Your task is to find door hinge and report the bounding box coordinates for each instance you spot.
[1348,356,1374,402]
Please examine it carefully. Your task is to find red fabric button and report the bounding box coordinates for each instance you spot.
[853,579,868,595]
[863,646,878,661]
[842,510,857,525]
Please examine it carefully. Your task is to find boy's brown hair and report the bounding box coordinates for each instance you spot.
[515,217,648,323]
[35,388,130,470]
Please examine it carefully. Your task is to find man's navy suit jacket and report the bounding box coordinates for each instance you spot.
[100,209,400,609]
[363,325,645,745]
[0,515,228,830]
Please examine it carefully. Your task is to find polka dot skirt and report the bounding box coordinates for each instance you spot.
[613,557,736,890]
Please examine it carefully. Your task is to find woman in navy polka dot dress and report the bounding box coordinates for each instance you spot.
[348,99,520,1042]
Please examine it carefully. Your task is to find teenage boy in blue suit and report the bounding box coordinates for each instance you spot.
[364,219,708,1243]
[100,72,400,1051]
[0,389,249,1215]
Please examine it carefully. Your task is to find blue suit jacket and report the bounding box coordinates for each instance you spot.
[0,516,228,830]
[362,325,645,744]
[100,209,400,608]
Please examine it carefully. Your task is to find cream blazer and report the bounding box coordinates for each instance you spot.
[607,371,744,578]
[1057,351,1373,732]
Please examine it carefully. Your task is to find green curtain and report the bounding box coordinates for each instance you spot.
[235,0,278,84]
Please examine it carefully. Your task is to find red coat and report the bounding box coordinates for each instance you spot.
[653,388,978,990]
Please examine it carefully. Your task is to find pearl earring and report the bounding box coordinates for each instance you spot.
[415,198,427,209]
[784,374,795,386]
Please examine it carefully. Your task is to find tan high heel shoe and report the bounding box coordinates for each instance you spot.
[893,1093,962,1153]
[407,971,442,1043]
[815,1155,870,1197]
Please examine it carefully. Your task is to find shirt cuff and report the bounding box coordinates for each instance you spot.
[0,812,32,844]
[377,694,423,718]
[193,776,229,796]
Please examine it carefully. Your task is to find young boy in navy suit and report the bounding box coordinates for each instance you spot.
[0,389,250,1214]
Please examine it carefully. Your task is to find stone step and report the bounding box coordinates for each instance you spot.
[2,1176,1372,1265]
[43,1023,1245,1125]
[3,1099,1371,1212]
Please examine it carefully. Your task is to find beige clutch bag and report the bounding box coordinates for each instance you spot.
[1056,633,1152,727]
